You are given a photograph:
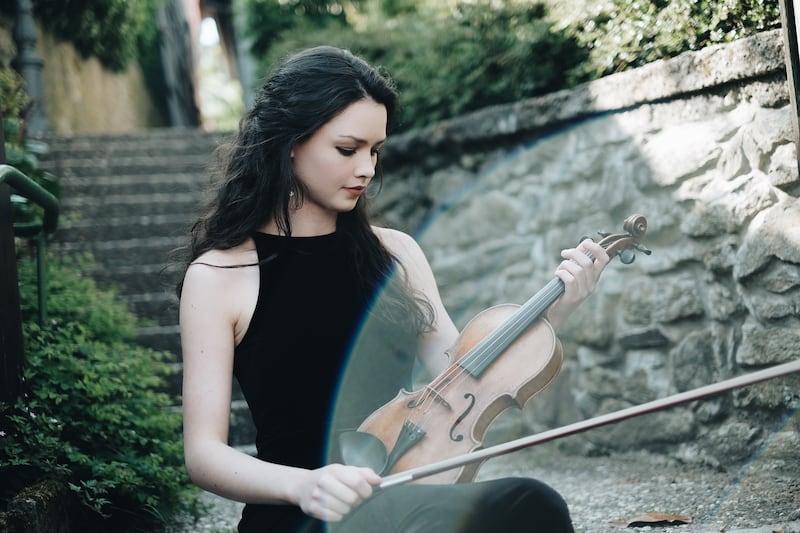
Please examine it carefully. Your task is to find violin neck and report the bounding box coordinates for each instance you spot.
[517,276,566,325]
[460,246,600,377]
[459,276,565,377]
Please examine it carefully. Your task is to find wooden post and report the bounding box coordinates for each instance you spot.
[779,0,800,175]
[0,118,26,404]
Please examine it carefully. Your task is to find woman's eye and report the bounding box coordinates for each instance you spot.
[337,147,356,156]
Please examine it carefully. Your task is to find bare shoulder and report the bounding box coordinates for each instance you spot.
[372,226,424,261]
[183,239,259,294]
[191,239,258,268]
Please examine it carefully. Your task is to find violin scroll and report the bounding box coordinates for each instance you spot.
[597,214,651,265]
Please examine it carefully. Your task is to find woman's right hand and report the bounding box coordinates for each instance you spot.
[294,464,381,522]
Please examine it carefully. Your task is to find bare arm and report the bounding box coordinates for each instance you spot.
[180,250,379,522]
[375,227,459,377]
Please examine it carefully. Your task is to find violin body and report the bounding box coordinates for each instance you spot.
[339,215,650,486]
[354,304,563,484]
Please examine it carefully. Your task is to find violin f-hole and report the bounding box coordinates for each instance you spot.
[449,393,475,442]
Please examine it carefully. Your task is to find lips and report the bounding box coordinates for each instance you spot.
[345,186,365,196]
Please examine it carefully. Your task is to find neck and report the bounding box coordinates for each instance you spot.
[261,210,337,237]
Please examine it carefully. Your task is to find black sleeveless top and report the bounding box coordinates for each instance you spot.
[233,231,417,532]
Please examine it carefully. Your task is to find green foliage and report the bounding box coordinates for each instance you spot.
[260,1,585,130]
[243,0,781,130]
[559,0,781,81]
[29,0,163,72]
[0,254,196,531]
[0,68,27,118]
[244,0,358,57]
[0,67,61,224]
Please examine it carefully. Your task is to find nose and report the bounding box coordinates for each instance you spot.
[356,152,377,180]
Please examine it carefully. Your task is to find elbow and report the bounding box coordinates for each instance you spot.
[184,454,202,487]
[183,439,217,489]
[184,448,204,487]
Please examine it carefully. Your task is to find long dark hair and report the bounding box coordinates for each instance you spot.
[177,46,433,334]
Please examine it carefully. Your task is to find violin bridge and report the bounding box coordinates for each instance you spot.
[427,386,452,410]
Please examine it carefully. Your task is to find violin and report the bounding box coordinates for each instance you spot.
[340,214,651,484]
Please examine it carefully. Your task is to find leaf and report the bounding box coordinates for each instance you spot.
[611,512,693,528]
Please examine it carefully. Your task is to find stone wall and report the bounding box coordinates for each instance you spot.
[0,18,166,134]
[35,27,166,134]
[375,30,800,468]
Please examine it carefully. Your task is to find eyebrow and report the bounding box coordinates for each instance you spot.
[337,134,386,146]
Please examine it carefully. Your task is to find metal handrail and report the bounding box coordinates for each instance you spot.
[0,163,59,235]
[0,163,59,326]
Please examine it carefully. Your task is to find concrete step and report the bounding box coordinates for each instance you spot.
[39,128,257,440]
[53,235,184,269]
[120,291,178,327]
[137,323,181,355]
[59,193,202,218]
[84,261,183,296]
[41,128,229,159]
[41,154,213,178]
[56,214,190,243]
[59,190,203,209]
[55,173,209,196]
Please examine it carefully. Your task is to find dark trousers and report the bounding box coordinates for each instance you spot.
[239,478,574,533]
[330,478,574,533]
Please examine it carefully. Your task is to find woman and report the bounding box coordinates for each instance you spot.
[178,46,610,532]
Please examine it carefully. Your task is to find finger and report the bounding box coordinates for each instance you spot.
[557,256,593,286]
[555,266,591,300]
[311,503,345,523]
[322,466,379,506]
[309,485,351,521]
[560,247,594,268]
[351,468,379,499]
[579,239,610,265]
[317,475,362,509]
[360,467,382,485]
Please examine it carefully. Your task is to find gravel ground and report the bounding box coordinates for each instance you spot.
[171,446,800,533]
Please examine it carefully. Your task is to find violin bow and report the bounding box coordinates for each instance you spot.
[380,358,800,488]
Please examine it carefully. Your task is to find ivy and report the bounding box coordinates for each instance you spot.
[0,67,61,223]
[0,0,163,72]
[0,254,198,531]
[561,0,781,82]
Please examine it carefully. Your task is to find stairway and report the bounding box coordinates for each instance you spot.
[38,127,255,446]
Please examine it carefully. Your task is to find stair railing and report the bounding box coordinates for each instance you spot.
[0,163,59,326]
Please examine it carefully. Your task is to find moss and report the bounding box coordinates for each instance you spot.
[3,479,71,533]
[13,479,68,504]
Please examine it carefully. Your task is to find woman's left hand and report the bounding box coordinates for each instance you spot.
[546,239,610,331]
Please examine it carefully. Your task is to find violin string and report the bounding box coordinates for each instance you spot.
[455,244,614,382]
[462,279,564,375]
[415,277,564,421]
[405,245,609,432]
[437,243,605,391]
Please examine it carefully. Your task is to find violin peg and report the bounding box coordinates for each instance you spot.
[619,249,636,264]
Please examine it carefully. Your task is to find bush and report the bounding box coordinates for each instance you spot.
[0,253,195,531]
[259,1,586,130]
[558,0,781,81]
[0,67,60,224]
[244,0,781,130]
[29,0,163,72]
[243,0,354,58]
